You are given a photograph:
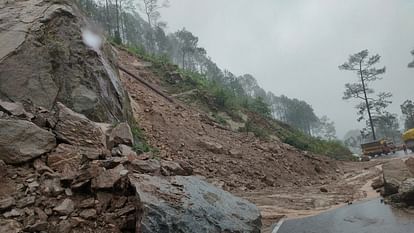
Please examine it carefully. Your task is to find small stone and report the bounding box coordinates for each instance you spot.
[79,198,95,208]
[64,188,73,196]
[120,170,129,177]
[34,208,48,221]
[28,181,40,190]
[53,199,75,216]
[24,221,49,232]
[320,187,328,193]
[79,209,96,220]
[44,208,52,216]
[42,178,64,196]
[3,209,22,218]
[58,220,72,233]
[130,159,160,174]
[26,178,35,183]
[0,219,22,233]
[0,197,15,212]
[17,196,35,208]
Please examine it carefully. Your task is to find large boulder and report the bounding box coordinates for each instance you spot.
[0,119,56,164]
[0,0,132,123]
[398,178,414,204]
[108,122,134,149]
[129,174,261,233]
[54,103,106,148]
[382,160,413,196]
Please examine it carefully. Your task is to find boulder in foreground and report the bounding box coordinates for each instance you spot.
[0,119,56,164]
[129,174,261,233]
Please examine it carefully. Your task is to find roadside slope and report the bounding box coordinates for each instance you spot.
[117,48,341,192]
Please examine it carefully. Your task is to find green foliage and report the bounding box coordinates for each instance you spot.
[239,120,269,139]
[130,122,153,154]
[212,113,227,125]
[247,97,272,119]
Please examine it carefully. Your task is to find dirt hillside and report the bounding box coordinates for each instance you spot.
[117,49,342,192]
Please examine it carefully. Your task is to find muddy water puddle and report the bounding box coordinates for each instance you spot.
[277,198,414,233]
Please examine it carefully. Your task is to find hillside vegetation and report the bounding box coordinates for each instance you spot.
[75,0,352,160]
[122,45,353,160]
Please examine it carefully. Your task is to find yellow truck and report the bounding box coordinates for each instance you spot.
[361,139,395,157]
[403,128,414,151]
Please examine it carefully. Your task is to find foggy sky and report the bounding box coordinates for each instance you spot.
[160,0,414,138]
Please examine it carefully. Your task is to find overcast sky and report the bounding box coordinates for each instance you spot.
[160,0,414,138]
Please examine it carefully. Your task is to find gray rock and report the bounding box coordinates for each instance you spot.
[129,159,161,174]
[3,209,22,218]
[0,0,132,123]
[53,198,75,216]
[91,164,127,189]
[17,196,36,208]
[0,219,22,233]
[112,144,137,157]
[0,100,31,118]
[160,160,187,176]
[398,178,414,204]
[371,177,384,190]
[54,103,106,148]
[198,139,225,154]
[41,178,64,196]
[383,160,413,196]
[24,221,49,232]
[108,123,134,149]
[128,174,261,233]
[79,209,97,220]
[79,198,95,209]
[0,197,15,212]
[0,119,56,164]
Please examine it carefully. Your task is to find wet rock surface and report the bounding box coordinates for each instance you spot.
[129,174,262,233]
[0,0,131,123]
[382,160,413,196]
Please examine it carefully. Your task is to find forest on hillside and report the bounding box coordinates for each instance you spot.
[76,0,414,153]
[76,0,340,139]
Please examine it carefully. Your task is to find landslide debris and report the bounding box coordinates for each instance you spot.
[0,100,262,233]
[118,49,342,192]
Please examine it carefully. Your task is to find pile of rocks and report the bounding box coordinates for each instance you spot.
[0,100,261,232]
[373,158,414,207]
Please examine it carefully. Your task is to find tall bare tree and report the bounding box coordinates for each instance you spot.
[141,0,169,28]
[339,49,390,141]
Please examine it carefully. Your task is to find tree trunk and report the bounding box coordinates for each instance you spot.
[359,61,376,141]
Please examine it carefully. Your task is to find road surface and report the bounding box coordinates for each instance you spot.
[276,198,414,233]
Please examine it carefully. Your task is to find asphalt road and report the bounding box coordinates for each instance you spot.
[372,150,413,159]
[276,197,414,233]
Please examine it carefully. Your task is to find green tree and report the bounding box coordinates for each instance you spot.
[314,116,337,140]
[372,112,400,142]
[401,100,414,129]
[339,49,391,141]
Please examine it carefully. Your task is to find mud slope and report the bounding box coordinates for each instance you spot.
[117,49,341,192]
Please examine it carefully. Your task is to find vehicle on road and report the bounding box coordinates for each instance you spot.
[361,139,395,157]
[402,128,414,152]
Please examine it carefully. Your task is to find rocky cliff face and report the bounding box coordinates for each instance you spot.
[0,0,131,123]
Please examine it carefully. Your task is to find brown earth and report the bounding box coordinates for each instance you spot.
[116,48,387,231]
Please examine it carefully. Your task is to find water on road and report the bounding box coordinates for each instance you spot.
[277,198,414,233]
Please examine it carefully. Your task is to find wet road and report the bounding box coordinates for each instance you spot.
[276,198,414,233]
[374,150,413,159]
